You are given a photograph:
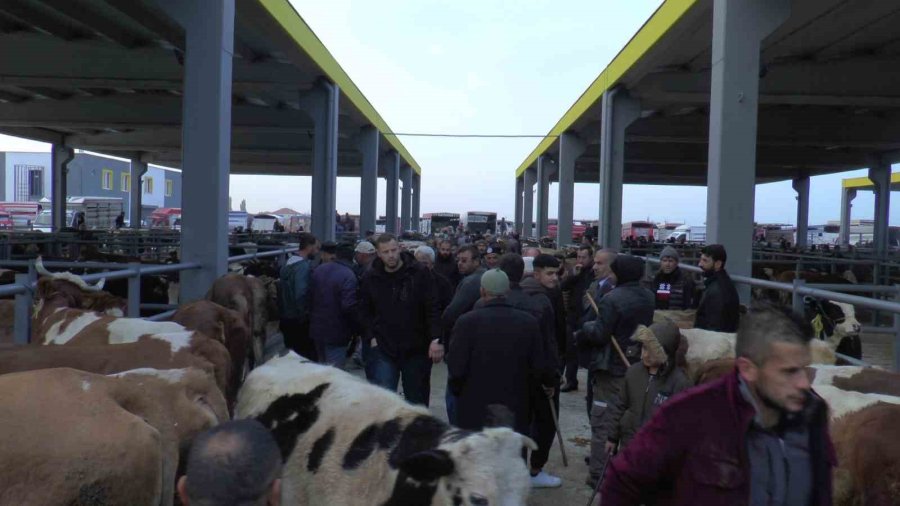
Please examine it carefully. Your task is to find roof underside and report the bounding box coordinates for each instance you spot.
[518,0,900,186]
[0,0,419,177]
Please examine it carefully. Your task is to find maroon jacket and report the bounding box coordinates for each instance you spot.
[601,370,836,506]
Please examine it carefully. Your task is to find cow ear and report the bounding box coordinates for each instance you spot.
[399,449,455,482]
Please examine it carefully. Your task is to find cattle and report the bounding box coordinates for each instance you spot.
[35,258,126,316]
[235,352,537,506]
[803,298,862,360]
[172,300,252,403]
[33,277,233,405]
[206,273,274,367]
[0,367,227,506]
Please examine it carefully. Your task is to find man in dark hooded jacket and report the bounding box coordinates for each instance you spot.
[643,245,696,310]
[577,255,655,488]
[358,234,438,406]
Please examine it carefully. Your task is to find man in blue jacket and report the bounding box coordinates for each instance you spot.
[278,232,318,360]
[310,242,360,368]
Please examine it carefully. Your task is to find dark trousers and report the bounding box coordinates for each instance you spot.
[367,345,432,406]
[563,324,580,386]
[589,371,624,478]
[529,384,560,471]
[280,318,316,361]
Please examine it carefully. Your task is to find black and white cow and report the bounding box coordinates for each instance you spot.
[236,352,536,506]
[803,298,862,360]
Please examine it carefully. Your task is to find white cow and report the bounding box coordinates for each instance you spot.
[236,352,536,506]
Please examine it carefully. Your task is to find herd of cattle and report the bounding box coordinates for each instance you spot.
[0,254,896,505]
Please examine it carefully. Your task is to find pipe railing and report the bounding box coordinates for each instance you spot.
[644,256,900,371]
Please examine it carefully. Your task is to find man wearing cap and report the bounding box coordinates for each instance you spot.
[483,242,504,269]
[643,245,696,310]
[353,241,376,278]
[447,268,549,436]
[309,243,360,368]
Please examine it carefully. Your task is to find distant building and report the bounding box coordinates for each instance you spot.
[0,151,181,224]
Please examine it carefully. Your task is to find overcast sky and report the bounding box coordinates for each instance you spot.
[1,0,894,226]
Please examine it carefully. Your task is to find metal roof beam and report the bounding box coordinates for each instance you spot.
[34,0,150,48]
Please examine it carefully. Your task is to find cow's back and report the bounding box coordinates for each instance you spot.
[0,368,165,505]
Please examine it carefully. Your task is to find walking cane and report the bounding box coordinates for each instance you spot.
[585,292,631,369]
[586,449,613,506]
[547,395,568,467]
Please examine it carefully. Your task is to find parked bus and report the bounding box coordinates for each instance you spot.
[420,212,460,235]
[622,221,655,241]
[465,211,497,234]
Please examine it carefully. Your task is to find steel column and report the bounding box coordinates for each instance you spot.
[51,144,74,231]
[558,132,586,246]
[411,173,421,232]
[706,0,790,302]
[870,164,891,257]
[358,126,379,236]
[514,176,524,236]
[385,152,400,234]
[522,166,536,239]
[792,175,810,249]
[839,187,856,246]
[400,165,412,232]
[300,81,340,241]
[599,88,640,250]
[130,158,148,229]
[536,155,551,237]
[178,0,234,302]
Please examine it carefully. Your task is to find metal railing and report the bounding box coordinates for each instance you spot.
[643,256,900,371]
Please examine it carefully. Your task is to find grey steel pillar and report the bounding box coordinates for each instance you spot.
[400,165,412,232]
[179,0,234,302]
[411,173,421,232]
[358,126,379,236]
[705,0,789,302]
[536,155,550,237]
[130,158,148,229]
[558,132,586,246]
[384,152,400,234]
[870,164,891,257]
[839,187,857,246]
[51,144,74,230]
[300,81,340,241]
[522,166,536,239]
[599,88,640,250]
[514,176,524,236]
[792,175,810,249]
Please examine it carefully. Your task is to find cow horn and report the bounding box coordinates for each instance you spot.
[35,256,54,277]
[35,256,106,292]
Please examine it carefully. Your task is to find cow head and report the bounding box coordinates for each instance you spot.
[257,275,279,322]
[804,297,862,359]
[427,428,537,506]
[34,257,120,317]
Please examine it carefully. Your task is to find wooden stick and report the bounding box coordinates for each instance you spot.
[547,395,568,467]
[585,292,631,369]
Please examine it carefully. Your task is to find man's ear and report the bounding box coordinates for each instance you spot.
[269,478,282,506]
[480,287,487,299]
[735,356,758,383]
[177,476,190,506]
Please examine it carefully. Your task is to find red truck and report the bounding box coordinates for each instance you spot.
[547,219,589,242]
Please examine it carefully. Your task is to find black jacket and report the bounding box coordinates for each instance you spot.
[447,298,547,434]
[579,256,655,376]
[441,267,486,347]
[642,266,696,310]
[562,267,594,327]
[694,269,740,332]
[520,277,563,372]
[430,270,454,342]
[358,252,438,359]
[434,253,460,287]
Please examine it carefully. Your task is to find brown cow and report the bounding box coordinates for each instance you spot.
[831,402,900,506]
[206,274,272,367]
[172,300,252,403]
[0,367,228,506]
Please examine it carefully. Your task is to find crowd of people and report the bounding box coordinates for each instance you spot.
[180,227,836,505]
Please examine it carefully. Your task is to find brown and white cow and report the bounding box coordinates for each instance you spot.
[206,273,274,367]
[236,353,537,506]
[0,367,227,506]
[172,300,252,402]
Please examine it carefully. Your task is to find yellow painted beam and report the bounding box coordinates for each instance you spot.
[515,0,700,178]
[842,171,900,189]
[256,0,421,175]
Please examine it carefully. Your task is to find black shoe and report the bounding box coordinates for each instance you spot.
[560,382,578,393]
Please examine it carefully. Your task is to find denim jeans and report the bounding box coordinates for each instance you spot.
[367,345,432,406]
[315,341,347,369]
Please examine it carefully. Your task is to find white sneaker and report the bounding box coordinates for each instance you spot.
[530,471,562,488]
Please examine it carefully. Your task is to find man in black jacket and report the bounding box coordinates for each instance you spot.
[358,234,438,406]
[643,245,696,310]
[577,255,655,488]
[694,243,740,332]
[433,239,460,287]
[560,245,595,392]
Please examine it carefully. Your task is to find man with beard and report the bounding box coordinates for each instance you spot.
[433,239,460,287]
[694,243,740,332]
[643,245,696,310]
[358,234,438,406]
[602,304,835,506]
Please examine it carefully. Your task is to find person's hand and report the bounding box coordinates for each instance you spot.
[605,441,617,455]
[542,385,555,398]
[428,339,445,363]
[573,263,582,275]
[370,338,378,348]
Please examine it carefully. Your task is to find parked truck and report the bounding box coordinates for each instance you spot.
[670,224,706,243]
[33,197,124,231]
[464,211,497,235]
